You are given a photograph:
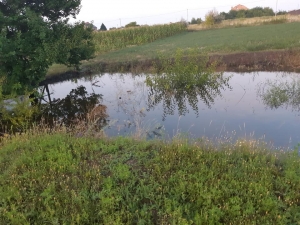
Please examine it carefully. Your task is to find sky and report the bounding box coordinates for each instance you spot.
[73,0,300,29]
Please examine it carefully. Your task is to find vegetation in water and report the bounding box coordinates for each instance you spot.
[146,49,231,119]
[0,131,300,224]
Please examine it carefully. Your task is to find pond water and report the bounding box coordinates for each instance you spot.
[47,71,300,149]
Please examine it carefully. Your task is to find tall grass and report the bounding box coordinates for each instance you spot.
[0,130,300,224]
[93,22,187,54]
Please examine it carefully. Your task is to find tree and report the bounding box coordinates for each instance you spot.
[125,21,139,28]
[99,23,107,31]
[236,10,246,18]
[205,9,224,26]
[220,7,275,20]
[0,0,95,95]
[190,17,202,25]
[277,10,287,16]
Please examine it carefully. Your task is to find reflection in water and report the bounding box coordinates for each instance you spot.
[258,74,300,111]
[146,48,231,120]
[146,72,231,120]
[40,86,108,130]
[46,72,300,148]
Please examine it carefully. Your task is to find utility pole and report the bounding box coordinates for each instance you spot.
[119,18,121,27]
[187,9,188,22]
[275,0,278,17]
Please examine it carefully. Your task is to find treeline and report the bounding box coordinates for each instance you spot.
[220,7,287,20]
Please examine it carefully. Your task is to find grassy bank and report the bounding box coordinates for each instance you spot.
[1,130,300,224]
[47,21,300,78]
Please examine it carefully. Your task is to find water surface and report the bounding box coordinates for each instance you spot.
[47,71,300,148]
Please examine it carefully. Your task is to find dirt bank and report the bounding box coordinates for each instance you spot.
[211,50,300,72]
[41,50,300,85]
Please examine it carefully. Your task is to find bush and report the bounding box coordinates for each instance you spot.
[125,21,139,28]
[220,7,276,20]
[205,9,224,26]
[190,17,202,24]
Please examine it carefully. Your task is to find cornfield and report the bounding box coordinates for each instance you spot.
[93,23,187,55]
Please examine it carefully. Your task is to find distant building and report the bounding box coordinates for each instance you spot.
[84,22,97,31]
[288,9,300,16]
[231,4,249,11]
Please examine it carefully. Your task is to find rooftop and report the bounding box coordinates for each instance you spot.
[231,4,249,11]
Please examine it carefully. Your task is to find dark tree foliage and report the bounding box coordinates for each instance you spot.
[277,10,288,16]
[0,0,95,95]
[220,7,275,20]
[190,17,202,24]
[125,21,139,28]
[40,86,108,128]
[99,23,107,31]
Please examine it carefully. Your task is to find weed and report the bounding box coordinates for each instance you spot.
[0,130,299,224]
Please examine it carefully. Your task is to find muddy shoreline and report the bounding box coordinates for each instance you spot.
[41,50,300,85]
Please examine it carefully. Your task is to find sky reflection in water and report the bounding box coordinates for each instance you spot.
[48,71,300,149]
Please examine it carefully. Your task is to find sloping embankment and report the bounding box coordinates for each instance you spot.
[211,50,300,72]
[42,50,300,85]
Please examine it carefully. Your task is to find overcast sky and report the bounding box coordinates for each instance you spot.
[74,0,299,29]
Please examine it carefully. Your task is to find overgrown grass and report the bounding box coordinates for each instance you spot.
[1,130,300,224]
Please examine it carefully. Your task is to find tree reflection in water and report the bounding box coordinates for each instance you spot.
[146,49,231,120]
[40,85,108,131]
[258,75,300,111]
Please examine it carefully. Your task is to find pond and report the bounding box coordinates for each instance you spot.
[46,71,300,149]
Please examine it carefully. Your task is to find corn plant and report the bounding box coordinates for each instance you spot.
[93,22,187,55]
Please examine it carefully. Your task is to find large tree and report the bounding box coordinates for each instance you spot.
[99,23,107,31]
[0,0,95,95]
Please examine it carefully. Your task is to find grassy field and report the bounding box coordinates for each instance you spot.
[1,130,300,224]
[94,22,300,63]
[47,21,300,76]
